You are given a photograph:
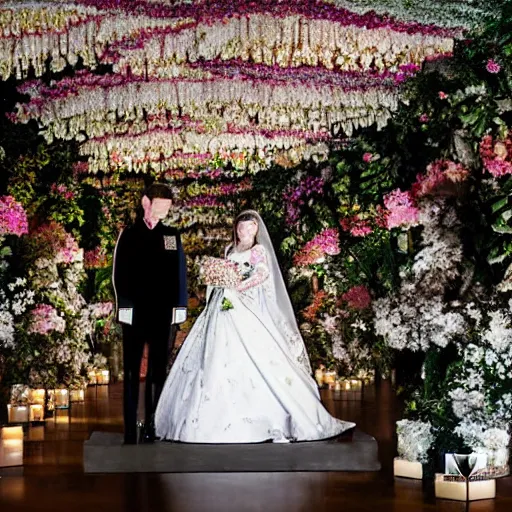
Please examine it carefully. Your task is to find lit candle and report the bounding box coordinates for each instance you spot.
[334,380,342,391]
[345,381,351,390]
[88,370,97,385]
[29,404,44,422]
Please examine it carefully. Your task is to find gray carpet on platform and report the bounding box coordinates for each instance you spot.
[83,429,380,473]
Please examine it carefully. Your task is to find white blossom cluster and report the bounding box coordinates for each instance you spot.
[0,277,35,349]
[374,292,466,351]
[373,200,467,351]
[396,419,435,463]
[454,419,510,468]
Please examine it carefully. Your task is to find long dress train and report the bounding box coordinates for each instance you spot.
[155,244,354,443]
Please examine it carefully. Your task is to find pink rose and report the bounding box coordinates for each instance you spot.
[486,59,501,74]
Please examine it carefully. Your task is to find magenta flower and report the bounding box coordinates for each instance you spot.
[383,189,419,229]
[294,228,340,266]
[419,113,429,123]
[438,91,448,99]
[486,59,501,74]
[363,152,373,163]
[0,196,29,237]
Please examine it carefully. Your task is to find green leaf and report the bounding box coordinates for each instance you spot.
[492,197,508,213]
[492,225,512,234]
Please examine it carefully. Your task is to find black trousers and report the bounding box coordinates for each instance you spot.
[122,323,177,442]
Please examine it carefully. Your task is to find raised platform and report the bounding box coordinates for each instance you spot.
[83,429,380,473]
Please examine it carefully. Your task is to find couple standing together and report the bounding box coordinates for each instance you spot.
[113,183,354,445]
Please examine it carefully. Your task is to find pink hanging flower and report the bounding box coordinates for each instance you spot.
[383,189,419,229]
[0,196,29,237]
[486,59,501,74]
[438,91,448,99]
[341,285,372,310]
[363,152,373,163]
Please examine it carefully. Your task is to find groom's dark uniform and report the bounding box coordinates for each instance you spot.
[113,217,187,443]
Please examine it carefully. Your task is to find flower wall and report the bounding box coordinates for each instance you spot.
[1,0,511,473]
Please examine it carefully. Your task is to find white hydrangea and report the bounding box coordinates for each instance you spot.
[396,419,434,463]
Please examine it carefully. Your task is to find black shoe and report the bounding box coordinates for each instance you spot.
[124,433,137,445]
[141,421,156,444]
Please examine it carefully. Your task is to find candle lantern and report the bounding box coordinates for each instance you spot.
[7,404,29,423]
[29,389,46,405]
[48,389,70,409]
[70,388,85,403]
[314,367,325,388]
[96,370,110,385]
[29,404,44,422]
[323,370,337,389]
[88,370,97,385]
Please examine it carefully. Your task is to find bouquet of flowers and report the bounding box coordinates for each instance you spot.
[199,256,241,288]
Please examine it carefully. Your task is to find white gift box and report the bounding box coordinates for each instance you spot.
[435,474,496,501]
[394,458,423,479]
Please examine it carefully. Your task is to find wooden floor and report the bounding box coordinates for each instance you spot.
[1,381,512,511]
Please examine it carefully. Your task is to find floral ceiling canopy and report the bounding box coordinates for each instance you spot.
[0,0,497,177]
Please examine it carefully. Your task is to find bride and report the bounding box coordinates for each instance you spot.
[155,210,355,443]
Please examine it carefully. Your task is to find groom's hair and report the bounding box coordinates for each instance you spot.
[142,183,174,201]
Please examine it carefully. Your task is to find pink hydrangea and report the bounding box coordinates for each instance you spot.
[29,304,66,335]
[0,196,28,237]
[383,189,419,229]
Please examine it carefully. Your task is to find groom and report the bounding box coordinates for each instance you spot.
[113,183,187,444]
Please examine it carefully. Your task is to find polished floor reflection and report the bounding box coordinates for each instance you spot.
[1,381,512,511]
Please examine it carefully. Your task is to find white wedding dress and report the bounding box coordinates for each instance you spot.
[155,220,354,443]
